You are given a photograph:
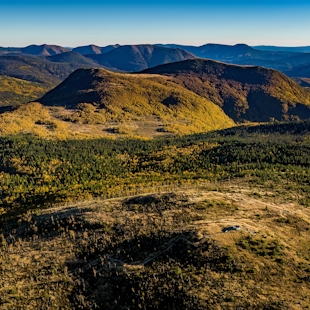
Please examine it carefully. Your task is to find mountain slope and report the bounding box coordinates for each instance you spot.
[281,53,310,78]
[86,45,197,71]
[0,76,48,106]
[281,53,310,68]
[143,59,310,122]
[0,55,66,84]
[46,51,101,67]
[38,68,234,134]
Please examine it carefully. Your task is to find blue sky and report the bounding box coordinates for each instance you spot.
[1,0,309,47]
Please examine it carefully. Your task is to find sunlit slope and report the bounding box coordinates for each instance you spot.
[143,59,310,121]
[0,76,49,106]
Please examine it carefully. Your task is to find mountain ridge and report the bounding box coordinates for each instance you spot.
[156,43,300,61]
[21,44,71,56]
[85,44,197,72]
[1,43,310,77]
[72,44,120,55]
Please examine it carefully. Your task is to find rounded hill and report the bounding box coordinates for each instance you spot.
[38,68,235,134]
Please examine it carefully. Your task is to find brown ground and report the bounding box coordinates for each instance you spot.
[1,181,309,309]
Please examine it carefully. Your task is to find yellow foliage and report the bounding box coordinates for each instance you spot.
[0,76,49,106]
[0,102,70,138]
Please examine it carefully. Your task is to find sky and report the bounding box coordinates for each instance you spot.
[1,0,310,47]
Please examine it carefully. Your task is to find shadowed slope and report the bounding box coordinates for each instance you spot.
[143,59,310,122]
[285,64,310,79]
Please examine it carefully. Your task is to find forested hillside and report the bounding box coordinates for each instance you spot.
[1,120,310,220]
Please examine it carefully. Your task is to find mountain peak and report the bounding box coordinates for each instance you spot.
[21,44,70,56]
[72,44,121,55]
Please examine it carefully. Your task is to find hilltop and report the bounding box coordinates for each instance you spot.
[143,59,310,121]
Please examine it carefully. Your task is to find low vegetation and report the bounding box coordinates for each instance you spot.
[0,76,49,107]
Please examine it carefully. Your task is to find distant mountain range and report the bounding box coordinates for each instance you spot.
[1,43,310,78]
[156,43,299,61]
[156,44,310,78]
